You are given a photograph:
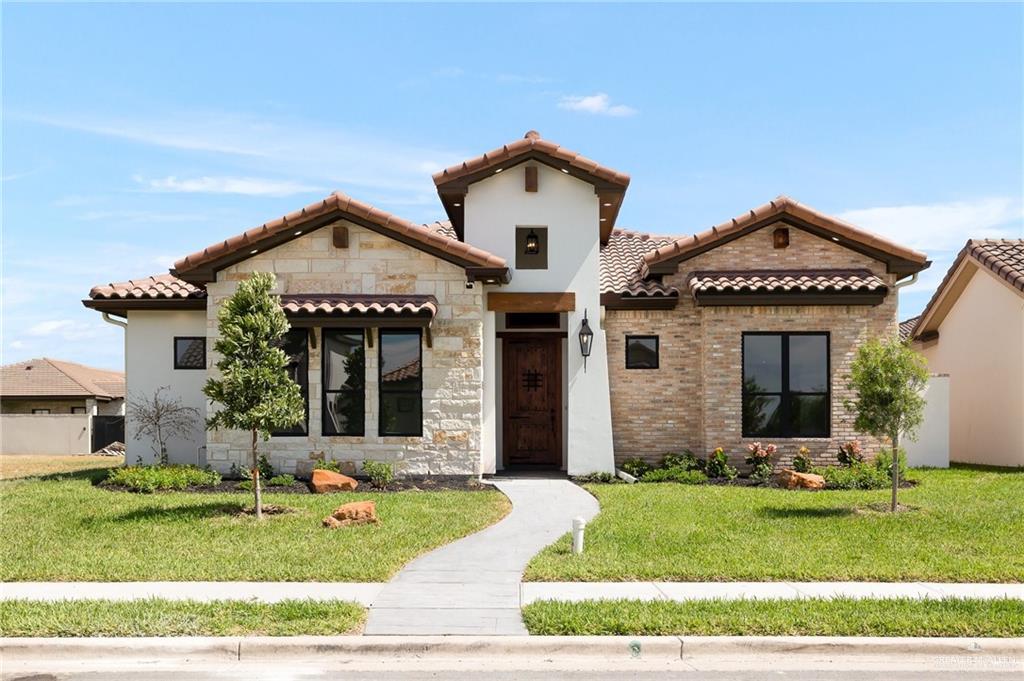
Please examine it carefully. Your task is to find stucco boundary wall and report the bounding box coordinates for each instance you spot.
[1,414,90,455]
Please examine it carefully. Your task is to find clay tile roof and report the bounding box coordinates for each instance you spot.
[88,273,207,301]
[600,229,679,297]
[171,191,506,281]
[0,357,124,400]
[909,238,1024,340]
[687,269,888,296]
[279,294,438,318]
[382,358,421,384]
[432,130,630,188]
[899,316,920,342]
[643,196,930,276]
[968,239,1024,293]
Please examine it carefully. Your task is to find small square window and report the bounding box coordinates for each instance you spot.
[32,408,51,415]
[174,337,206,370]
[625,335,659,369]
[71,406,86,414]
[515,226,548,270]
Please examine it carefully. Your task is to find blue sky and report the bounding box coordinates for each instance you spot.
[3,2,1022,370]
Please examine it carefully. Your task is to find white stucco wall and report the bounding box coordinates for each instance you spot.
[902,375,950,468]
[124,310,208,465]
[465,163,615,474]
[917,269,1024,467]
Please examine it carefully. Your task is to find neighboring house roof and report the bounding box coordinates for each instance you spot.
[643,195,931,278]
[169,191,508,285]
[0,358,124,401]
[381,358,421,384]
[687,269,889,306]
[899,316,920,342]
[280,294,438,320]
[432,130,630,243]
[600,229,680,307]
[910,239,1024,341]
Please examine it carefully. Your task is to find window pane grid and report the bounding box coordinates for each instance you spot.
[742,332,830,438]
[322,330,365,437]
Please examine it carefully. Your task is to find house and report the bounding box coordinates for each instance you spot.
[83,131,929,476]
[0,357,125,455]
[906,239,1024,468]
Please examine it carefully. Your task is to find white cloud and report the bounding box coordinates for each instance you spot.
[20,111,466,201]
[28,320,75,336]
[838,197,1023,252]
[9,340,27,350]
[558,93,637,117]
[139,175,324,197]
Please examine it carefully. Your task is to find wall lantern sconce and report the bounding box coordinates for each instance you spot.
[578,309,594,371]
[524,228,540,256]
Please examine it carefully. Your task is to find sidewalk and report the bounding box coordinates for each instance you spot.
[3,580,1020,604]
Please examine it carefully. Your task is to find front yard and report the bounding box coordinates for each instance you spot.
[523,597,1024,637]
[0,471,508,582]
[526,466,1024,582]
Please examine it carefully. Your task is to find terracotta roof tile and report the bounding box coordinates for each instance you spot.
[279,294,438,318]
[1,358,124,400]
[899,316,920,342]
[382,358,421,384]
[644,196,930,276]
[688,269,888,295]
[909,238,1024,339]
[433,130,630,188]
[600,229,679,297]
[171,192,506,280]
[89,273,206,301]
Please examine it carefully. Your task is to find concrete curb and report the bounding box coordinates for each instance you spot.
[3,635,1022,663]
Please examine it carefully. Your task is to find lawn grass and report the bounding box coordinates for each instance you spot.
[526,466,1024,582]
[0,599,364,636]
[522,598,1024,637]
[0,472,509,581]
[0,454,123,480]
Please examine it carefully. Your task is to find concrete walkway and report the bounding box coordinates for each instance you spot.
[363,479,600,635]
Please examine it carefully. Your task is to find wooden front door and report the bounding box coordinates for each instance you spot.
[502,335,562,467]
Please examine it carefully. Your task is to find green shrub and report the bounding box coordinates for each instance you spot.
[704,448,737,480]
[574,472,622,484]
[792,447,812,473]
[621,458,651,478]
[239,454,276,481]
[875,447,908,482]
[267,474,295,487]
[106,465,221,493]
[362,461,394,489]
[814,462,889,490]
[641,467,708,484]
[661,450,702,471]
[313,457,342,473]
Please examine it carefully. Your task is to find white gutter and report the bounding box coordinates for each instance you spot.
[101,312,127,329]
[893,272,918,291]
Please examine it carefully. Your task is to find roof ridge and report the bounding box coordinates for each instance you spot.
[43,357,118,397]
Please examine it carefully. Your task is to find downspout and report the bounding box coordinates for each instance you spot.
[101,312,127,329]
[891,272,920,460]
[892,272,918,292]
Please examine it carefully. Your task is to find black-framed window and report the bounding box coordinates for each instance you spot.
[71,406,86,414]
[32,408,50,414]
[625,335,659,369]
[742,332,830,438]
[272,328,309,436]
[379,329,423,437]
[174,337,206,370]
[322,330,365,436]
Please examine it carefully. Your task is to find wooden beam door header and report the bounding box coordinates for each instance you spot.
[487,292,576,313]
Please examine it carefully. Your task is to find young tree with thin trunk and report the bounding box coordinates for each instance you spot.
[129,386,201,465]
[203,272,305,520]
[845,337,929,512]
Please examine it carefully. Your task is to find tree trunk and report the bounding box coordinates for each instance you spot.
[249,430,262,520]
[890,433,899,513]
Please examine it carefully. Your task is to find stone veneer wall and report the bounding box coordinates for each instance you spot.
[606,223,897,469]
[204,219,483,477]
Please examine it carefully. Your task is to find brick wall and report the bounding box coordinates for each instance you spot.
[204,219,483,477]
[606,222,896,469]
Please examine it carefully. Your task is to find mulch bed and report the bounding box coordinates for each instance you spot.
[98,475,489,494]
